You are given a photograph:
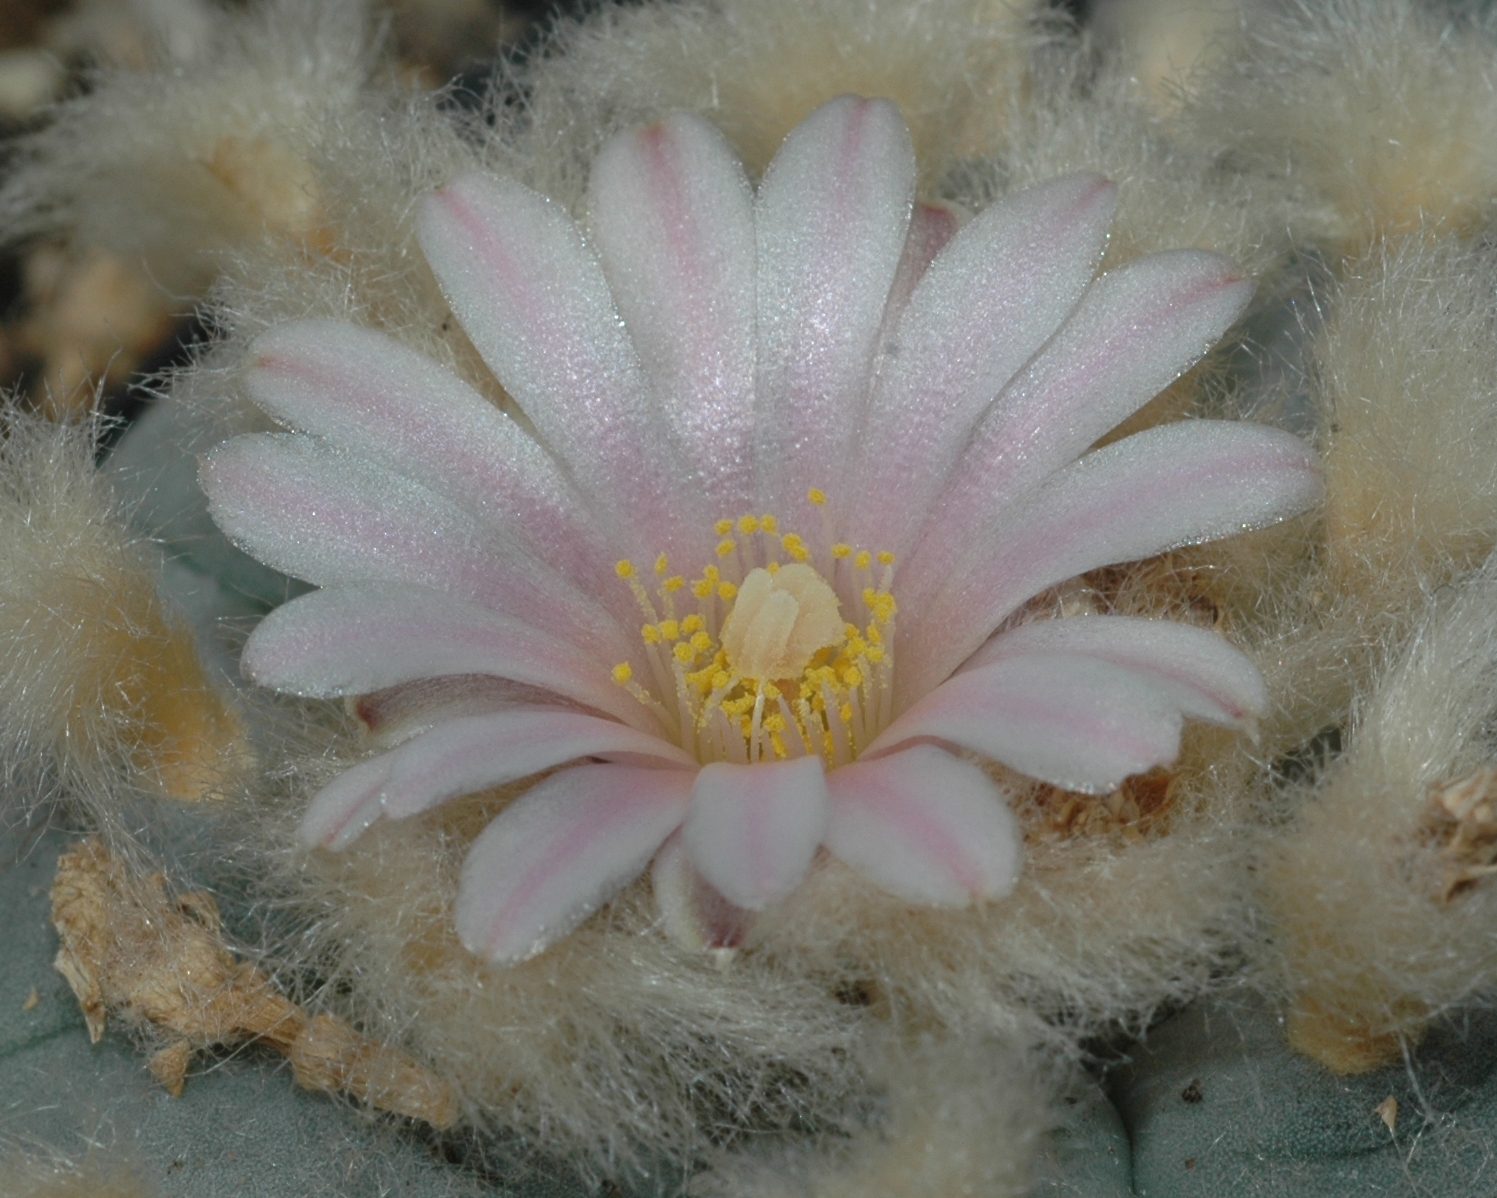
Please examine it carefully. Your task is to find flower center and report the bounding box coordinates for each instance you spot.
[611,491,896,767]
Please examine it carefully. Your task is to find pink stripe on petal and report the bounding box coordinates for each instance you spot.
[456,763,694,963]
[242,582,649,731]
[846,174,1117,550]
[870,654,1185,794]
[682,755,831,910]
[589,114,757,512]
[201,434,622,654]
[418,172,707,565]
[825,745,1021,906]
[753,95,914,516]
[300,707,693,850]
[964,615,1267,727]
[901,421,1322,702]
[247,321,613,597]
[898,251,1254,606]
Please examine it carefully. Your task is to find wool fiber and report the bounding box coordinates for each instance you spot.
[1259,559,1497,1071]
[0,403,246,816]
[1184,0,1497,257]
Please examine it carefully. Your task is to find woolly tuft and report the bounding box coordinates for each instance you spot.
[691,1033,1046,1198]
[252,779,870,1180]
[0,403,247,815]
[1259,557,1497,1072]
[509,0,1049,203]
[1183,0,1497,258]
[0,0,391,296]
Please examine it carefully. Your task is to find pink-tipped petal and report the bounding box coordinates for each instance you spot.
[241,583,647,730]
[247,321,612,594]
[417,171,705,563]
[902,421,1322,701]
[870,654,1185,794]
[753,95,913,516]
[589,114,757,511]
[846,174,1117,549]
[682,755,831,910]
[825,745,1022,906]
[964,615,1268,727]
[650,830,758,952]
[899,251,1255,598]
[301,707,694,850]
[201,433,621,651]
[456,763,694,963]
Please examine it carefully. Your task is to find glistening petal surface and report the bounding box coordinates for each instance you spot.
[903,420,1323,700]
[846,173,1117,550]
[301,708,695,850]
[963,615,1268,726]
[241,583,647,730]
[588,113,757,511]
[870,653,1186,793]
[682,756,831,910]
[246,320,613,596]
[417,171,706,563]
[899,251,1255,598]
[753,95,913,516]
[825,745,1022,905]
[456,763,694,963]
[200,433,619,651]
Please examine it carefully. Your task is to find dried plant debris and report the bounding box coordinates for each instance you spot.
[1419,766,1497,902]
[49,838,457,1128]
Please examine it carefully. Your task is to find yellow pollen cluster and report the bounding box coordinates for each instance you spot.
[612,492,897,768]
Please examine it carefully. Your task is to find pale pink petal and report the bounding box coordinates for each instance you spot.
[845,174,1117,549]
[241,583,649,731]
[682,755,831,910]
[824,745,1021,905]
[964,615,1267,726]
[201,434,622,653]
[901,421,1322,702]
[417,172,707,563]
[588,113,757,512]
[870,654,1185,794]
[650,830,758,952]
[874,200,964,345]
[752,95,913,517]
[898,250,1254,598]
[247,320,613,595]
[352,675,563,749]
[301,708,694,850]
[456,763,694,963]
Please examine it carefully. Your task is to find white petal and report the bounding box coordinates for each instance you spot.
[964,615,1268,726]
[417,171,707,563]
[846,174,1117,551]
[301,707,694,850]
[901,421,1322,702]
[897,251,1254,603]
[588,113,757,512]
[753,95,913,516]
[870,653,1185,794]
[456,763,694,963]
[682,755,831,910]
[241,582,648,731]
[201,433,620,650]
[650,830,758,952]
[825,745,1021,906]
[247,320,612,596]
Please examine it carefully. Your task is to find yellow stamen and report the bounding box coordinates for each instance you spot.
[807,488,827,506]
[612,662,633,683]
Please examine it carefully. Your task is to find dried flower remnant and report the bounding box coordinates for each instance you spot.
[201,95,1320,966]
[50,839,457,1127]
